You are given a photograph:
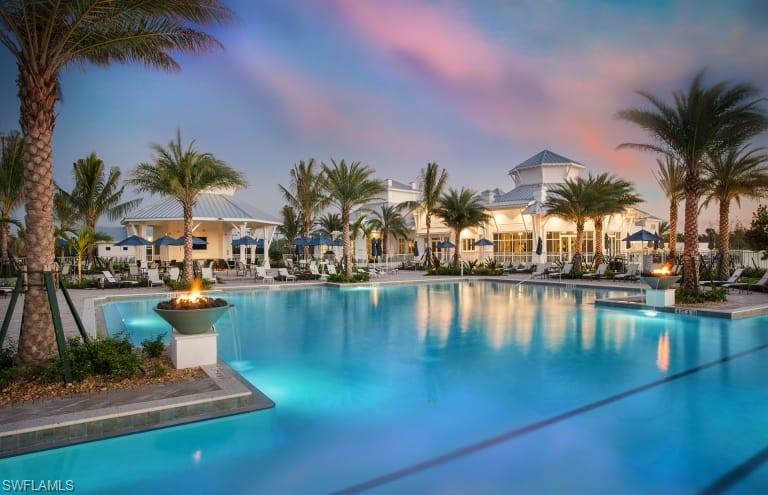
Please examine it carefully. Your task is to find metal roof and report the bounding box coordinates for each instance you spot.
[388,179,415,190]
[95,225,128,242]
[510,150,584,172]
[122,193,281,225]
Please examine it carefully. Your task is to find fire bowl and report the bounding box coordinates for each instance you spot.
[154,303,231,335]
[640,275,681,290]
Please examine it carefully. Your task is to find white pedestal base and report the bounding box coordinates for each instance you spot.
[645,289,676,307]
[170,330,217,369]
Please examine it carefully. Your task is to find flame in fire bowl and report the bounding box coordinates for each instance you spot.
[154,280,231,335]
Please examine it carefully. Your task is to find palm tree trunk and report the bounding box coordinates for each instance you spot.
[18,70,58,364]
[668,201,678,261]
[682,180,700,291]
[425,215,432,267]
[718,199,730,281]
[593,218,604,266]
[573,221,584,272]
[454,227,461,266]
[0,222,8,260]
[342,209,352,278]
[183,203,194,281]
[77,253,83,282]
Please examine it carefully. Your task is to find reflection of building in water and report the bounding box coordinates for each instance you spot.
[415,286,455,346]
[656,331,670,372]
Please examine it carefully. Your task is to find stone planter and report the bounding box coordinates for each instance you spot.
[640,275,681,290]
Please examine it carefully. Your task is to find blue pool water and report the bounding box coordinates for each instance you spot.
[3,281,768,494]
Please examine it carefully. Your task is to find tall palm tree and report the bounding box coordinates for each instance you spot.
[435,188,489,266]
[315,213,344,238]
[130,131,246,281]
[544,177,598,272]
[57,153,141,230]
[0,131,23,262]
[277,205,301,250]
[0,0,231,364]
[589,174,641,266]
[702,146,768,279]
[68,226,111,282]
[654,155,686,260]
[402,162,448,266]
[367,205,410,256]
[321,160,384,278]
[617,71,768,291]
[279,159,328,258]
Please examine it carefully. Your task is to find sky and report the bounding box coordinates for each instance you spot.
[1,0,767,229]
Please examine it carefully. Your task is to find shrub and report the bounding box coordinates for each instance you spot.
[39,333,141,383]
[63,278,100,289]
[742,267,766,279]
[0,339,16,369]
[328,272,370,283]
[166,278,213,291]
[141,333,166,358]
[676,287,727,304]
[151,362,169,377]
[0,367,19,389]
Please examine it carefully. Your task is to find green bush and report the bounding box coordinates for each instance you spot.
[328,272,370,283]
[151,362,169,377]
[63,278,100,289]
[676,287,727,304]
[742,267,766,279]
[0,339,16,369]
[141,333,166,358]
[0,367,19,389]
[39,333,141,383]
[166,278,213,291]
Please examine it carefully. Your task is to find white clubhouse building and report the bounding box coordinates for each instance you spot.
[365,150,661,264]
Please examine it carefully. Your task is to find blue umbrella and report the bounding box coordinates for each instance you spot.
[175,236,207,246]
[153,235,181,247]
[310,236,333,246]
[115,235,151,247]
[413,241,419,257]
[332,238,344,247]
[233,235,258,247]
[294,236,312,246]
[475,238,493,247]
[535,237,543,256]
[437,240,455,249]
[622,229,660,243]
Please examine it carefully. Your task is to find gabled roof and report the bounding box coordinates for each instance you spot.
[510,150,584,172]
[123,193,281,225]
[387,179,415,190]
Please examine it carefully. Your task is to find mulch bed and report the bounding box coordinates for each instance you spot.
[0,357,204,407]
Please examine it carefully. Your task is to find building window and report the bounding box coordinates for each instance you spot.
[495,232,533,253]
[462,238,476,251]
[193,236,208,251]
[105,246,111,251]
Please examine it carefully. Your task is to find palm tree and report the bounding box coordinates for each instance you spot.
[702,146,768,279]
[68,226,111,282]
[0,132,23,263]
[435,188,490,266]
[350,214,373,261]
[277,205,302,250]
[654,156,686,261]
[130,131,246,281]
[402,162,448,266]
[316,213,344,238]
[617,71,768,291]
[367,205,410,257]
[321,160,384,278]
[589,174,641,266]
[279,159,328,258]
[57,153,141,230]
[544,177,598,272]
[0,0,231,364]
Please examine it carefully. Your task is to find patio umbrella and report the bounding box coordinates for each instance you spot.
[413,241,419,257]
[115,235,151,247]
[437,240,455,249]
[332,238,344,247]
[233,235,259,247]
[653,231,660,250]
[294,236,312,246]
[176,236,207,246]
[535,237,543,256]
[622,229,660,243]
[604,233,610,252]
[475,238,493,247]
[310,236,333,246]
[707,230,716,250]
[153,235,182,247]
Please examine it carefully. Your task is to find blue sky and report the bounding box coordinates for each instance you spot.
[1,0,766,227]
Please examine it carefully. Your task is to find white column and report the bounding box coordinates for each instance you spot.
[239,223,247,264]
[262,225,275,268]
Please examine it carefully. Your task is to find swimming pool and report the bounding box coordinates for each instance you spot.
[3,281,768,494]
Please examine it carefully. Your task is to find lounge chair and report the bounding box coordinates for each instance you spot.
[147,268,164,287]
[327,264,338,276]
[309,264,328,281]
[101,270,138,287]
[701,268,744,287]
[201,267,217,285]
[515,262,533,273]
[167,267,180,282]
[235,261,249,277]
[613,263,639,281]
[531,263,549,278]
[278,268,296,282]
[583,263,608,279]
[723,271,768,293]
[128,265,140,280]
[548,263,573,278]
[255,266,275,283]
